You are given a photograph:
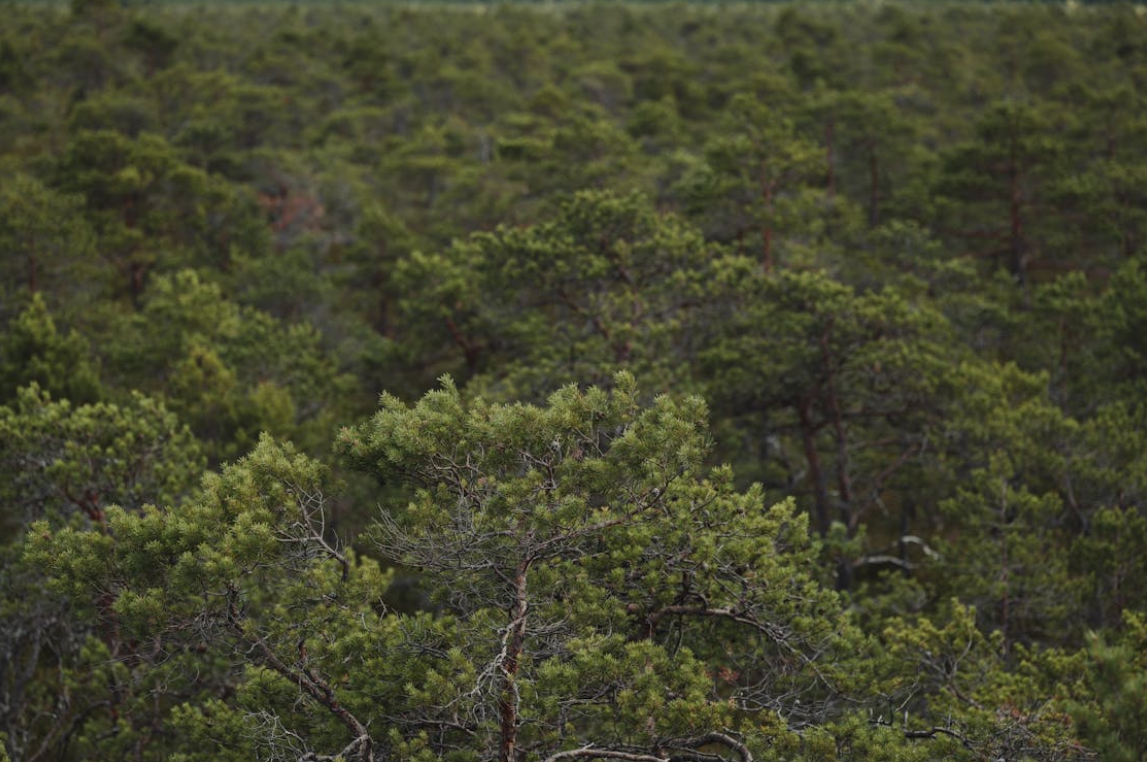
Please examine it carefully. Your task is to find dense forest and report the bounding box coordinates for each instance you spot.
[3,0,1147,760]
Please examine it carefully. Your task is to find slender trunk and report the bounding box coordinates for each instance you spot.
[614,341,631,364]
[899,501,914,578]
[1057,316,1070,405]
[1000,526,1010,657]
[868,143,880,228]
[997,482,1011,657]
[444,316,480,374]
[1114,185,1138,259]
[373,241,395,338]
[826,399,854,535]
[825,116,836,202]
[1008,135,1025,283]
[821,338,855,591]
[819,324,853,533]
[26,233,38,291]
[122,195,147,304]
[797,399,831,536]
[130,261,147,305]
[761,217,774,274]
[500,562,530,762]
[760,159,774,273]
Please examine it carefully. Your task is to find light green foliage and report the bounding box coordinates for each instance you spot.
[937,455,1081,647]
[1072,508,1147,628]
[0,295,102,406]
[106,269,353,461]
[0,380,201,762]
[32,435,392,762]
[1076,400,1147,514]
[880,603,1087,762]
[923,361,1093,646]
[0,383,200,533]
[337,374,853,761]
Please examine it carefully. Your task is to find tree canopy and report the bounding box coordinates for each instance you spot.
[3,2,1147,761]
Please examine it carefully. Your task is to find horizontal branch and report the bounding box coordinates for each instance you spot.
[544,747,668,762]
[671,732,753,762]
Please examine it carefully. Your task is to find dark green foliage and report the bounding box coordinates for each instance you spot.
[2,2,1147,761]
[1067,614,1147,762]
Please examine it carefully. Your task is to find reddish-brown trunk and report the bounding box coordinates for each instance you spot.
[868,143,880,227]
[825,115,836,202]
[1114,182,1138,258]
[760,159,774,273]
[444,316,480,374]
[1008,137,1025,282]
[374,242,395,339]
[500,563,529,762]
[1000,515,1011,656]
[797,399,831,536]
[614,340,632,364]
[819,324,854,532]
[130,261,147,303]
[819,324,856,590]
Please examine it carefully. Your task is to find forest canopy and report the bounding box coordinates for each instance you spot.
[3,0,1147,760]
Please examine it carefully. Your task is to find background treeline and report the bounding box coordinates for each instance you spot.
[3,0,1147,760]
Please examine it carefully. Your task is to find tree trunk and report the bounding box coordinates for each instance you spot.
[445,316,480,375]
[130,261,147,305]
[825,116,836,202]
[797,399,831,536]
[500,562,530,762]
[1008,135,1026,283]
[760,160,774,274]
[868,143,880,228]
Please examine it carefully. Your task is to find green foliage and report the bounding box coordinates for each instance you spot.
[334,375,853,761]
[31,435,391,762]
[0,382,201,534]
[56,129,268,299]
[1067,613,1147,762]
[0,175,97,316]
[0,379,201,762]
[400,190,714,396]
[103,269,353,461]
[5,3,1147,760]
[0,295,102,405]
